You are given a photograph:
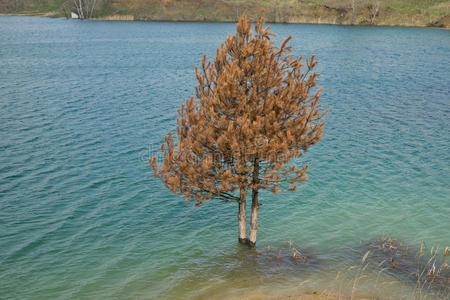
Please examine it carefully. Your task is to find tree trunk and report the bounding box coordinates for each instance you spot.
[238,188,247,244]
[78,0,84,19]
[249,158,260,248]
[351,0,356,25]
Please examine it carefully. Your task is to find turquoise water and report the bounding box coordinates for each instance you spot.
[0,16,449,299]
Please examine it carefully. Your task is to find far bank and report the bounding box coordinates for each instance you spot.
[1,0,449,28]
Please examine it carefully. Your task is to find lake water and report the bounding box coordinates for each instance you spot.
[0,16,449,299]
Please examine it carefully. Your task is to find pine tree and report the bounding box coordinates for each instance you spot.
[150,14,327,247]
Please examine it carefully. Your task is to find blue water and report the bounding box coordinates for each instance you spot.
[0,16,449,299]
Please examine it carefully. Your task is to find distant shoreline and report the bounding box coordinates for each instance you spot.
[2,0,449,28]
[1,13,449,29]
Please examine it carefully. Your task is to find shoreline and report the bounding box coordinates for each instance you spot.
[1,13,449,29]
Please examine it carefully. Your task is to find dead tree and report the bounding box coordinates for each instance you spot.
[150,15,327,247]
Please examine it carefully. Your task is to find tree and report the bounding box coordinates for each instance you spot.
[150,14,326,247]
[367,0,380,25]
[350,0,357,24]
[72,0,99,19]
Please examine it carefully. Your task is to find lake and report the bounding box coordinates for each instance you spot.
[0,16,449,299]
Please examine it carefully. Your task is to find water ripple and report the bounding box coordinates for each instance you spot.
[0,16,449,300]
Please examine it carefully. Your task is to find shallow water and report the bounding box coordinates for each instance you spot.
[0,16,449,299]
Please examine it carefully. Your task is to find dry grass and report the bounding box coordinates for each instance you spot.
[96,14,134,20]
[362,236,449,299]
[286,237,450,300]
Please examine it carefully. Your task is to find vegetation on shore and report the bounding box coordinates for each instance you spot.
[233,238,449,299]
[1,0,449,28]
[188,237,448,299]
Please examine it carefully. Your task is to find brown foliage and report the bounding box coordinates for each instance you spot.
[150,14,326,206]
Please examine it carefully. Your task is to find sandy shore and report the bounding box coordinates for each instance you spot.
[215,292,375,300]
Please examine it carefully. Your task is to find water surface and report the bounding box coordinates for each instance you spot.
[0,16,449,299]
